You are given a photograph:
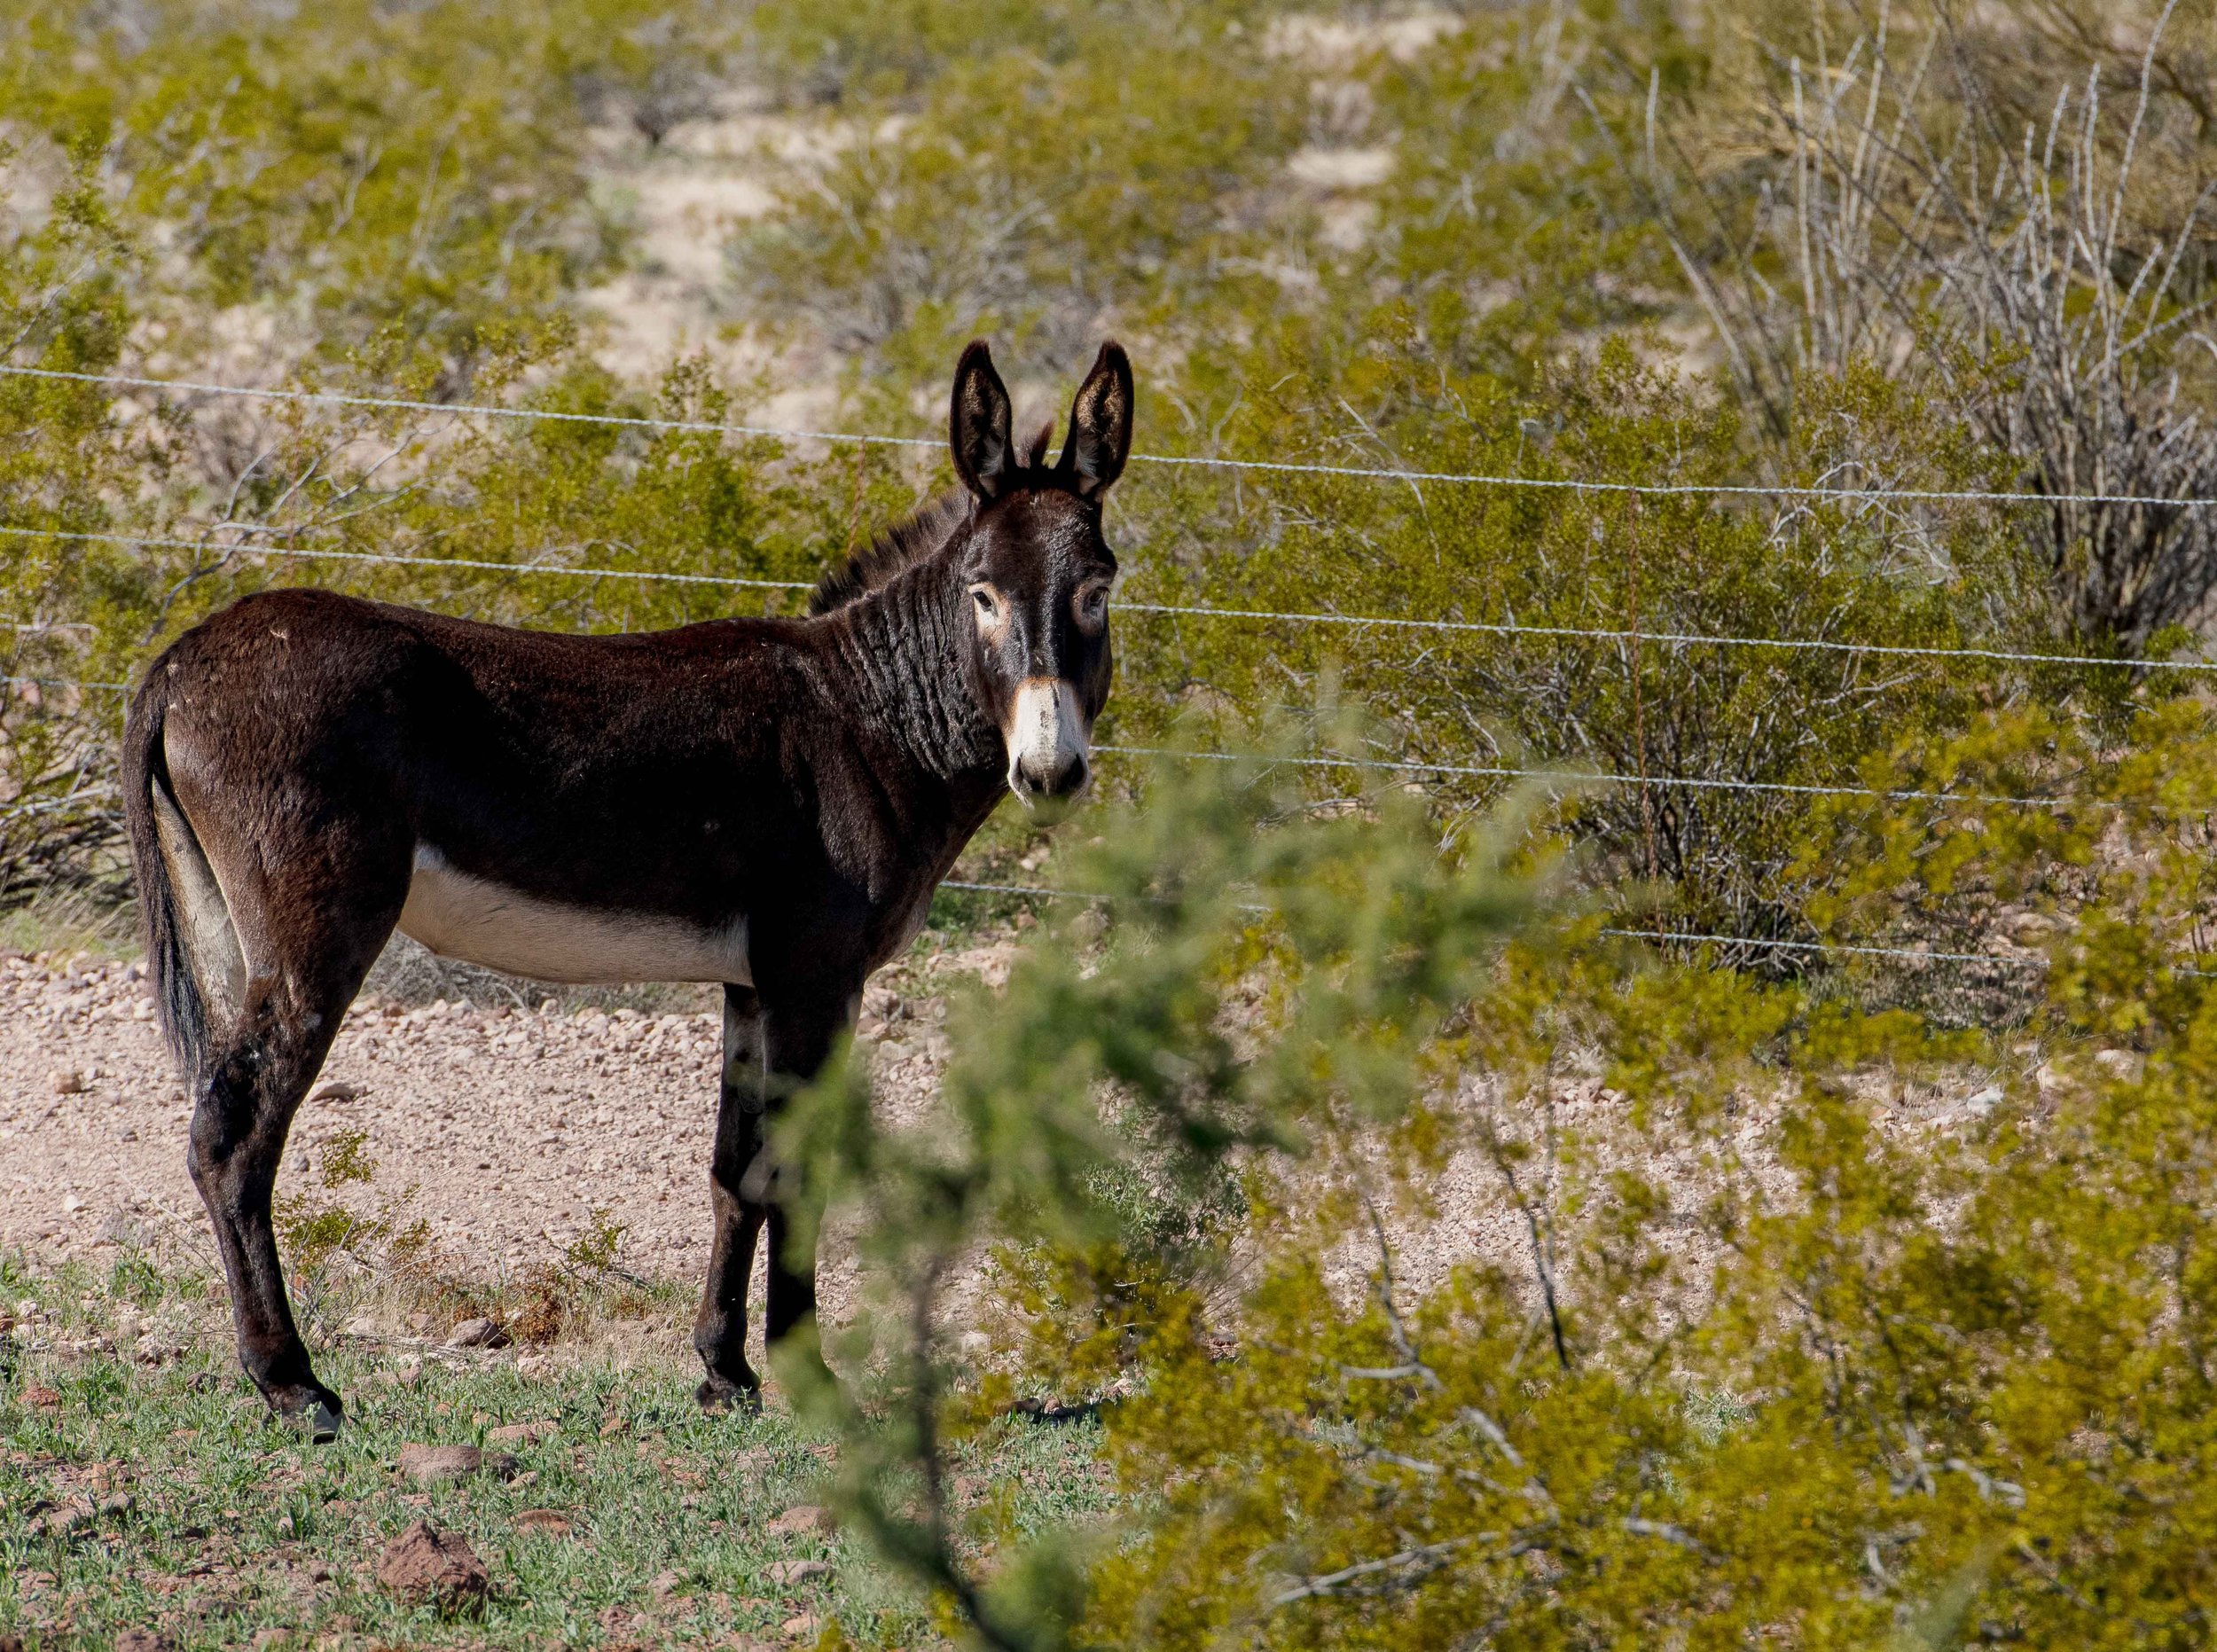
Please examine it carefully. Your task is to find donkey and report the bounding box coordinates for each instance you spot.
[121,340,1132,1439]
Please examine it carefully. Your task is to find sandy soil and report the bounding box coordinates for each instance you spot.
[0,943,1007,1315]
[0,930,1844,1350]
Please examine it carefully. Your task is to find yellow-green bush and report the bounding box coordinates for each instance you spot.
[789,715,2217,1648]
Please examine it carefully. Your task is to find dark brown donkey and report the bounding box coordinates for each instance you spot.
[121,340,1132,1438]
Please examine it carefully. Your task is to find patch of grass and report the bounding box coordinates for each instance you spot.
[0,889,138,963]
[0,1254,1113,1649]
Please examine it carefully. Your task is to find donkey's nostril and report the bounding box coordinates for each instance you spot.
[1012,746,1088,801]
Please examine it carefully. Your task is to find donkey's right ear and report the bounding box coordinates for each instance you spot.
[949,340,1015,501]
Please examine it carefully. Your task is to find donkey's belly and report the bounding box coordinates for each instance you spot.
[396,845,752,985]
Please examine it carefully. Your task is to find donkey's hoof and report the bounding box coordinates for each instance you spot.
[696,1373,762,1415]
[275,1390,345,1443]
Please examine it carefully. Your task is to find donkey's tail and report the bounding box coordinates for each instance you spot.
[122,683,212,1084]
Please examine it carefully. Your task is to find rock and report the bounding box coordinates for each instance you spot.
[446,1317,510,1349]
[308,1079,356,1104]
[29,1497,93,1538]
[485,1418,559,1446]
[47,1068,83,1096]
[763,1558,832,1586]
[396,1443,517,1485]
[374,1520,490,1612]
[114,1632,168,1652]
[2093,1048,2144,1083]
[20,1382,61,1409]
[768,1503,837,1538]
[98,1491,134,1518]
[513,1507,574,1538]
[649,1569,685,1598]
[781,1614,823,1640]
[251,1630,289,1650]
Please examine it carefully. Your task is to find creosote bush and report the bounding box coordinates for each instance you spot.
[781,719,2217,1648]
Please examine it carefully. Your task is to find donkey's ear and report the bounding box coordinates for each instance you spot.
[1057,341,1134,498]
[949,340,1015,501]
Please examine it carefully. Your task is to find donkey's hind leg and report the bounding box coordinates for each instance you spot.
[192,1014,352,1437]
[183,834,408,1440]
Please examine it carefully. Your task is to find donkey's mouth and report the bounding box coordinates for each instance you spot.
[1006,677,1092,806]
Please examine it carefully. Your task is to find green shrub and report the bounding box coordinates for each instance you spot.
[786,711,2217,1649]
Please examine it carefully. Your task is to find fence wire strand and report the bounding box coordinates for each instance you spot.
[1,521,2205,675]
[18,360,2217,510]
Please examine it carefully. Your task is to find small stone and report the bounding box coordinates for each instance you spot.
[513,1507,574,1538]
[374,1519,490,1612]
[780,1614,822,1640]
[768,1503,837,1538]
[308,1080,356,1104]
[276,1513,296,1538]
[21,1382,61,1409]
[48,1068,83,1095]
[649,1568,685,1598]
[446,1317,509,1349]
[486,1418,559,1446]
[32,1498,94,1538]
[396,1443,516,1484]
[763,1558,832,1586]
[98,1491,134,1517]
[114,1632,168,1652]
[252,1630,289,1650]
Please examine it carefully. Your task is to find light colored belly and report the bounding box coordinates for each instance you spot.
[396,845,751,986]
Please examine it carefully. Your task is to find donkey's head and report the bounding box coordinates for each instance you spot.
[947,339,1132,804]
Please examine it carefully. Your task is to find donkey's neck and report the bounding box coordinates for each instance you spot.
[827,548,1003,789]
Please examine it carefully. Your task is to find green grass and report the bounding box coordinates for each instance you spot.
[0,1254,1114,1650]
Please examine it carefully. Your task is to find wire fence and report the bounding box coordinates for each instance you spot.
[938,880,2096,973]
[0,520,2196,677]
[4,358,2205,980]
[0,670,2121,814]
[18,360,2217,512]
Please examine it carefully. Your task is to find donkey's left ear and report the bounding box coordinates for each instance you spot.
[1058,341,1134,498]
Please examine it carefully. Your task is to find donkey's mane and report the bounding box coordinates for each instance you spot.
[808,490,973,616]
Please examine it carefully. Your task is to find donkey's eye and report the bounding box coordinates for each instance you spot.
[1073,582,1110,631]
[968,583,1004,633]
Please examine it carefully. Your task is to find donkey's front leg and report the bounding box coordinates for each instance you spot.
[693,983,847,1411]
[694,984,771,1409]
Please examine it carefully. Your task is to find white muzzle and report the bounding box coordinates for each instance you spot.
[1007,677,1090,801]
